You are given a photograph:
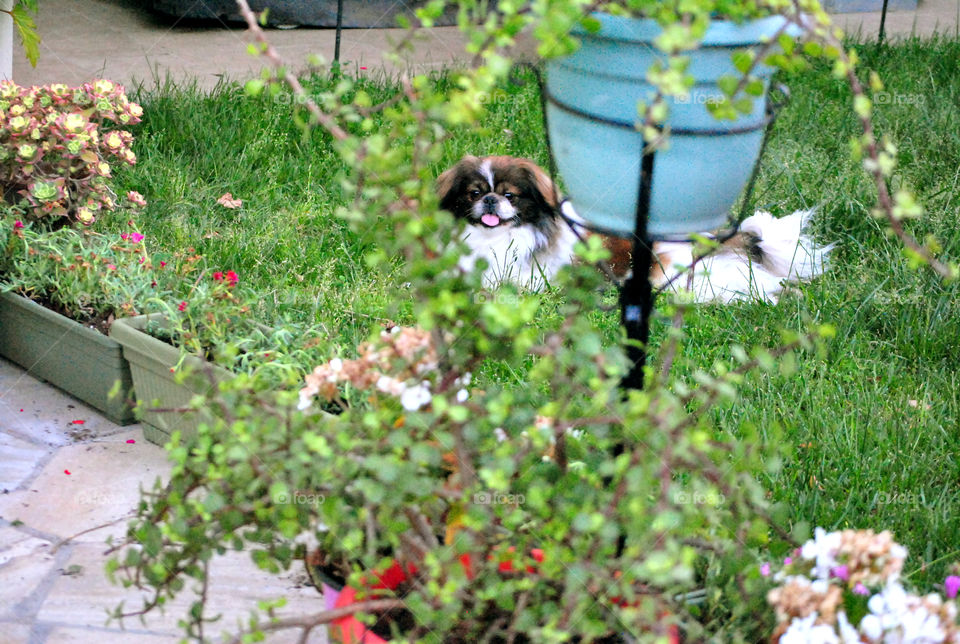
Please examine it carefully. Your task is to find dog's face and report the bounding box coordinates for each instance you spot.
[436,155,560,230]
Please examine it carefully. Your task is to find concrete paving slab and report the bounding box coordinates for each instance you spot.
[0,428,170,543]
[0,359,134,448]
[41,627,327,644]
[0,527,54,568]
[0,432,50,493]
[37,544,327,642]
[0,532,57,621]
[12,0,476,91]
[43,628,174,644]
[834,0,960,39]
[0,622,35,643]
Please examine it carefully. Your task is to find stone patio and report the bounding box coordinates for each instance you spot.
[0,358,327,644]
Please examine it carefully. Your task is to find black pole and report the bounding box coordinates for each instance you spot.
[612,151,656,559]
[878,0,890,45]
[333,0,344,71]
[619,151,657,392]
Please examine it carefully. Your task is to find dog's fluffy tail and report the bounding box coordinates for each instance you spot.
[656,209,833,304]
[741,209,833,283]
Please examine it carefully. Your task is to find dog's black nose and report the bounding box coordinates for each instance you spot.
[482,195,498,207]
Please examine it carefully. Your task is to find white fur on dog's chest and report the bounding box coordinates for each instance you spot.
[459,223,577,291]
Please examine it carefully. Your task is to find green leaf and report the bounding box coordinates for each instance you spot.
[716,75,739,97]
[732,97,754,115]
[10,4,41,67]
[744,79,765,97]
[244,79,265,97]
[802,41,823,57]
[731,50,754,74]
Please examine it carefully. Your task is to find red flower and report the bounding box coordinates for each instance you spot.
[178,301,187,311]
[159,261,167,268]
[225,270,239,286]
[13,220,24,229]
[213,271,224,282]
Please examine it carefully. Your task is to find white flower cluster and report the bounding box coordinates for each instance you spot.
[859,581,951,643]
[769,528,958,644]
[298,326,471,413]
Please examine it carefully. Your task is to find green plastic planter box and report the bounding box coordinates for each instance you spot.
[110,314,231,446]
[0,291,136,425]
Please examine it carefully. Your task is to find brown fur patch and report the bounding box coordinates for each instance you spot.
[435,155,480,203]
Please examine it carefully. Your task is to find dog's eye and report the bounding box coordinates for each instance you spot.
[504,192,515,202]
[469,190,481,200]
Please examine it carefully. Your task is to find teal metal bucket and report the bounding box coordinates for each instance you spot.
[545,14,792,239]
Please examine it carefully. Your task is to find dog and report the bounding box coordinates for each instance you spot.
[436,155,832,303]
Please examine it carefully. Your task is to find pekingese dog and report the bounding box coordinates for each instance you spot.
[436,155,832,303]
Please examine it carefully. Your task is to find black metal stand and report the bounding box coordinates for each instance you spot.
[879,0,891,45]
[619,152,657,391]
[333,0,344,70]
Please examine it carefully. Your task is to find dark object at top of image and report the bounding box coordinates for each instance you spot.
[151,0,460,28]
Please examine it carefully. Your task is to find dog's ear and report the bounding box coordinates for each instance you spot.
[436,155,479,209]
[518,160,560,211]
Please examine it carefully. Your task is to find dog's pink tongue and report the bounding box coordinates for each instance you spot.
[481,214,500,227]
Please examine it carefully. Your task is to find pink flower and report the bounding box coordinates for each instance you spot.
[177,301,187,312]
[946,575,960,599]
[760,563,771,577]
[159,261,167,268]
[830,565,849,581]
[213,271,224,282]
[225,270,239,286]
[13,220,24,229]
[107,264,116,270]
[783,557,793,566]
[853,583,870,596]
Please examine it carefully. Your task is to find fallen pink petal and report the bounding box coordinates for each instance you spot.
[217,192,242,208]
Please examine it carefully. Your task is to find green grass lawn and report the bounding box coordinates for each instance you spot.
[110,35,960,588]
